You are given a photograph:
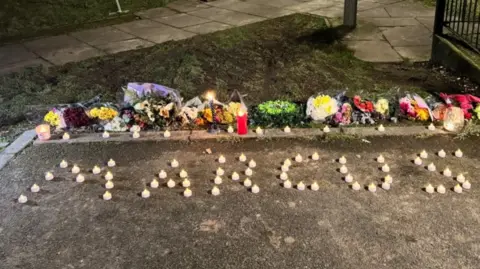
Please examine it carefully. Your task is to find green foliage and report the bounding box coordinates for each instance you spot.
[249,101,307,128]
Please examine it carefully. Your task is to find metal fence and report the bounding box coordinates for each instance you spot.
[434,0,480,52]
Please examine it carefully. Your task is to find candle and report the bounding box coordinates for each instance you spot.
[414,157,422,165]
[132,131,140,139]
[159,170,167,179]
[295,154,303,163]
[437,184,446,194]
[71,164,80,174]
[352,181,361,191]
[454,184,463,193]
[130,125,140,132]
[283,180,292,188]
[339,156,347,164]
[368,183,377,192]
[76,174,85,183]
[107,159,116,167]
[244,178,252,187]
[345,173,353,183]
[384,175,392,184]
[62,132,70,140]
[312,152,319,161]
[239,153,247,162]
[211,186,220,196]
[280,172,288,180]
[248,159,256,168]
[339,165,348,174]
[381,164,390,172]
[245,168,253,176]
[284,159,292,167]
[217,167,225,176]
[150,179,159,188]
[236,110,248,135]
[284,126,291,133]
[184,188,192,197]
[311,182,319,191]
[382,182,390,190]
[103,191,112,200]
[102,131,110,138]
[438,149,446,158]
[60,160,68,168]
[141,188,151,198]
[256,127,263,135]
[323,126,330,133]
[18,194,28,204]
[427,163,436,172]
[281,165,289,172]
[420,150,428,159]
[227,126,234,134]
[377,155,385,163]
[179,169,188,178]
[92,165,101,175]
[251,184,260,193]
[164,130,171,138]
[171,159,179,168]
[35,124,51,141]
[455,149,463,157]
[377,124,385,132]
[443,167,452,177]
[297,181,306,191]
[182,178,191,188]
[105,180,114,189]
[456,173,465,183]
[167,179,176,188]
[214,176,223,184]
[428,123,436,131]
[425,184,434,193]
[45,171,54,181]
[462,180,471,189]
[231,172,239,181]
[30,184,40,193]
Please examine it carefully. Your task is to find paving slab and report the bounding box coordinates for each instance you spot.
[135,7,179,19]
[343,23,385,41]
[113,20,196,43]
[218,2,295,18]
[416,16,434,31]
[70,26,135,46]
[96,39,155,54]
[153,13,211,28]
[309,6,344,18]
[357,7,390,17]
[357,0,385,11]
[167,0,210,12]
[284,0,342,12]
[360,17,420,27]
[189,7,265,26]
[346,40,403,62]
[205,0,243,7]
[383,25,432,46]
[394,45,431,62]
[0,58,51,75]
[0,44,37,66]
[385,1,435,17]
[24,35,104,65]
[246,0,305,8]
[183,22,232,34]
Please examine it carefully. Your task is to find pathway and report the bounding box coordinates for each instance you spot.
[0,0,435,74]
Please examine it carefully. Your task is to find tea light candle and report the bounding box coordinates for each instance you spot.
[455,149,463,158]
[295,154,303,163]
[60,160,68,168]
[217,167,225,176]
[214,176,223,184]
[62,132,70,140]
[462,180,471,189]
[377,155,385,163]
[244,178,252,187]
[71,164,80,174]
[381,164,390,172]
[211,186,220,196]
[171,159,179,168]
[35,124,51,141]
[284,159,292,167]
[377,124,385,132]
[428,123,436,131]
[105,180,114,189]
[345,174,353,183]
[245,168,253,176]
[420,150,428,159]
[256,127,263,135]
[159,170,167,179]
[438,149,446,158]
[414,157,422,166]
[251,184,260,193]
[107,159,116,167]
[163,130,171,138]
[231,172,239,181]
[381,182,390,190]
[280,172,288,180]
[297,181,306,191]
[227,126,234,134]
[281,165,289,172]
[437,184,446,194]
[45,171,54,181]
[368,183,377,192]
[312,152,319,161]
[339,165,348,174]
[30,184,40,193]
[132,131,140,139]
[92,165,101,175]
[427,163,436,172]
[443,167,452,177]
[76,174,85,183]
[239,153,247,162]
[167,179,176,188]
[248,159,256,168]
[184,188,192,197]
[102,131,110,138]
[284,126,291,133]
[150,179,159,188]
[141,188,150,198]
[18,194,28,203]
[179,169,188,178]
[456,173,465,183]
[218,155,226,164]
[103,191,112,200]
[182,178,191,188]
[425,184,434,193]
[384,175,392,184]
[283,180,292,188]
[352,182,361,191]
[454,184,463,193]
[323,126,330,133]
[339,156,347,164]
[311,181,319,191]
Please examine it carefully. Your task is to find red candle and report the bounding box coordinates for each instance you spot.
[236,110,248,135]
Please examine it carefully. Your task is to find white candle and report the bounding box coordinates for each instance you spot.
[295,154,303,163]
[312,152,319,161]
[420,150,428,159]
[323,126,330,133]
[462,180,471,189]
[107,159,116,167]
[211,186,220,196]
[105,180,114,189]
[18,194,28,203]
[76,174,85,183]
[60,160,68,168]
[297,181,306,191]
[103,191,112,200]
[244,178,252,187]
[182,178,191,188]
[184,188,192,197]
[227,126,234,134]
[381,182,390,190]
[284,159,292,167]
[283,180,292,189]
[284,126,291,133]
[62,132,70,140]
[214,176,223,184]
[163,130,171,138]
[218,155,226,164]
[377,155,385,163]
[438,149,446,158]
[179,169,188,178]
[428,123,436,131]
[141,188,151,198]
[437,184,446,194]
[281,165,289,172]
[239,153,247,162]
[384,175,393,184]
[248,159,256,168]
[443,167,452,177]
[280,172,288,180]
[150,179,159,188]
[427,163,436,172]
[159,170,167,179]
[311,181,319,191]
[368,183,377,192]
[377,124,385,132]
[455,149,463,158]
[167,179,176,188]
[92,165,101,175]
[71,164,80,174]
[245,168,253,176]
[132,131,140,139]
[45,171,54,181]
[256,127,263,135]
[30,184,40,193]
[345,173,353,183]
[454,184,463,193]
[456,173,465,183]
[414,157,422,165]
[339,165,348,174]
[171,159,179,168]
[352,181,361,191]
[382,164,390,172]
[339,156,347,164]
[231,172,239,181]
[425,184,434,193]
[217,167,225,176]
[251,184,260,193]
[102,131,110,138]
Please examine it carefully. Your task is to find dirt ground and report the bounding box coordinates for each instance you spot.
[0,135,479,268]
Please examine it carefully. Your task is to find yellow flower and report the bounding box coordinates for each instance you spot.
[203,108,213,122]
[44,111,60,126]
[416,108,429,121]
[223,111,234,123]
[375,99,389,115]
[313,95,332,108]
[227,102,241,116]
[89,107,118,120]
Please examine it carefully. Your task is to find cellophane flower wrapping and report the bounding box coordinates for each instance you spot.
[306,94,338,122]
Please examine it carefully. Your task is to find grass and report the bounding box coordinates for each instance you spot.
[0,14,472,137]
[0,0,172,41]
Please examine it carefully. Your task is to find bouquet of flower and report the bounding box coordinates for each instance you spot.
[195,104,235,126]
[399,94,432,121]
[88,106,119,121]
[352,95,375,124]
[62,107,91,128]
[250,100,305,128]
[306,94,338,122]
[374,98,390,119]
[43,108,65,128]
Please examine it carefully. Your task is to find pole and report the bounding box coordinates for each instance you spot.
[343,0,358,28]
[431,0,446,62]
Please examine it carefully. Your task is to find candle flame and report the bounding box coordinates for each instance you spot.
[206,91,215,101]
[238,109,245,116]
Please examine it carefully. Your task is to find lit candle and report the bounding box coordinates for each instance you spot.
[443,167,452,177]
[284,126,291,133]
[368,183,377,192]
[377,124,385,132]
[184,188,192,197]
[462,180,471,189]
[420,150,428,159]
[339,165,348,174]
[427,163,436,172]
[71,164,80,174]
[248,159,256,168]
[280,172,288,180]
[245,168,253,176]
[311,181,319,191]
[62,132,70,140]
[217,167,225,176]
[132,131,140,139]
[45,171,54,181]
[377,155,385,163]
[217,154,225,164]
[384,175,392,184]
[345,173,353,183]
[103,191,112,200]
[339,156,347,164]
[227,126,234,134]
[182,178,191,188]
[281,165,289,173]
[455,149,463,158]
[381,164,390,172]
[92,165,101,175]
[256,127,263,135]
[239,153,247,162]
[454,184,463,193]
[171,159,179,168]
[141,188,150,198]
[381,182,390,190]
[437,184,446,194]
[438,149,446,158]
[295,154,303,163]
[297,181,306,191]
[456,173,465,183]
[284,159,292,167]
[35,124,51,141]
[244,178,252,187]
[211,186,220,196]
[236,109,248,135]
[76,174,85,183]
[60,160,68,168]
[167,179,176,188]
[352,182,361,191]
[283,180,292,188]
[312,152,319,161]
[323,126,330,133]
[107,159,116,167]
[214,176,223,184]
[414,157,422,165]
[231,172,239,181]
[159,170,167,179]
[30,184,40,193]
[425,184,434,193]
[18,194,28,203]
[105,180,114,189]
[150,179,159,188]
[179,169,188,178]
[251,184,260,193]
[428,123,436,131]
[163,130,171,138]
[102,131,110,138]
